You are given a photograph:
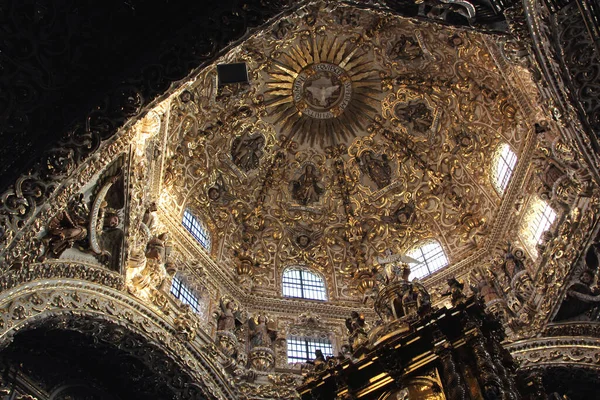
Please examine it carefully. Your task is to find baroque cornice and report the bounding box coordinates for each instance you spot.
[422,130,535,289]
[0,261,124,292]
[507,336,600,370]
[161,206,376,320]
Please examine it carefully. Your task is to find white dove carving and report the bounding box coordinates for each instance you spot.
[305,76,340,106]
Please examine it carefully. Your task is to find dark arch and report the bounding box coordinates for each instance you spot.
[0,315,209,400]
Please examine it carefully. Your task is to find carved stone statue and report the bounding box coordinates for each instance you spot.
[45,194,89,257]
[554,269,600,322]
[145,233,170,263]
[501,244,525,281]
[444,278,466,306]
[141,203,157,231]
[248,315,277,349]
[357,151,392,189]
[291,164,324,205]
[471,270,501,304]
[310,349,326,372]
[345,311,368,351]
[216,297,241,332]
[231,133,265,172]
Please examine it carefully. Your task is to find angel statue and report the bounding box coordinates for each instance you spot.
[248,315,277,349]
[215,297,242,332]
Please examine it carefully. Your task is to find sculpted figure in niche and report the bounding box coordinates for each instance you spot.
[45,194,89,257]
[554,269,600,322]
[471,269,501,304]
[357,151,392,189]
[345,311,368,351]
[146,233,170,263]
[291,164,325,205]
[141,203,157,232]
[248,315,277,349]
[393,101,433,135]
[310,349,326,372]
[216,296,242,332]
[99,210,124,271]
[231,132,265,172]
[389,35,423,61]
[501,244,525,281]
[443,278,466,306]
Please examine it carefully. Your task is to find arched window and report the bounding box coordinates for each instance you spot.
[406,239,449,279]
[492,143,517,193]
[182,208,211,250]
[286,336,333,364]
[170,275,200,313]
[528,199,557,244]
[282,268,327,301]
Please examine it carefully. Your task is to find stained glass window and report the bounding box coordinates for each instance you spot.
[182,209,211,250]
[406,240,449,279]
[286,336,333,364]
[282,268,327,301]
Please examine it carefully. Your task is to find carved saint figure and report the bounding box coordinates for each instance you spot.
[45,194,89,257]
[554,269,600,322]
[310,349,326,372]
[216,297,241,332]
[471,270,500,304]
[231,133,265,172]
[357,151,392,189]
[501,244,525,280]
[291,164,325,205]
[393,101,433,135]
[345,311,368,351]
[389,35,423,61]
[248,315,277,348]
[146,233,170,263]
[444,278,466,306]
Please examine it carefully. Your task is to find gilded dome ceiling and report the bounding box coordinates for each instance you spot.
[159,1,540,300]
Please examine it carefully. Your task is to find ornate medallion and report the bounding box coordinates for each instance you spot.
[260,28,382,147]
[293,63,352,119]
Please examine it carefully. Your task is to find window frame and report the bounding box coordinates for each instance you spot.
[182,208,211,251]
[170,275,200,313]
[492,143,518,194]
[282,267,327,301]
[529,200,557,244]
[405,239,449,280]
[286,335,334,364]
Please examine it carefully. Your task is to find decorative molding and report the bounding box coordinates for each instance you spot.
[508,336,600,369]
[0,279,237,400]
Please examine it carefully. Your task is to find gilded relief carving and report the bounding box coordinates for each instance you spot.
[1,4,600,397]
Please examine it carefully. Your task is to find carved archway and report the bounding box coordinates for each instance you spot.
[0,278,237,400]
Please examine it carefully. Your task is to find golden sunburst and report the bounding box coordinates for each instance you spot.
[263,30,382,147]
